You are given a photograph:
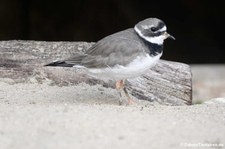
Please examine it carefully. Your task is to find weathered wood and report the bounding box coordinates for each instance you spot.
[0,40,192,105]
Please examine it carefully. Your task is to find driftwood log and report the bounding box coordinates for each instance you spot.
[0,40,192,105]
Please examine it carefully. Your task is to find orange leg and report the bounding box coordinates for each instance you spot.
[116,80,123,105]
[115,80,134,105]
[123,87,134,105]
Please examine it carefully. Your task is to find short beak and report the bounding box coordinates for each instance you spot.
[164,32,175,40]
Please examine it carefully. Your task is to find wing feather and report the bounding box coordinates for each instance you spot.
[64,29,145,68]
[80,37,145,68]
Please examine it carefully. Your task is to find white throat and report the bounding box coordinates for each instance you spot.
[134,26,166,45]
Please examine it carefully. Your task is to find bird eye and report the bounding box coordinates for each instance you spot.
[150,27,157,32]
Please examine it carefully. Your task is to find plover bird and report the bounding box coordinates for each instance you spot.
[45,18,175,105]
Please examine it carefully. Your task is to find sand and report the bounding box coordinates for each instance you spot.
[0,80,225,149]
[0,65,225,149]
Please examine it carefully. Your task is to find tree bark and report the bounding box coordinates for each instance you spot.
[0,40,192,105]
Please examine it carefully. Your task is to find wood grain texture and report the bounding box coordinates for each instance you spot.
[0,40,192,105]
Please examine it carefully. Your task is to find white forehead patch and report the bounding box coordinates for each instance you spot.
[157,26,167,33]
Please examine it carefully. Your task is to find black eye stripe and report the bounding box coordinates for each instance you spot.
[139,20,166,37]
[150,27,157,32]
[147,23,165,33]
[142,29,164,37]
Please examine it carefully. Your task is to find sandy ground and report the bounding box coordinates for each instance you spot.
[0,65,225,149]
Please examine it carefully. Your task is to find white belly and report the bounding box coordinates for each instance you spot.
[87,53,162,80]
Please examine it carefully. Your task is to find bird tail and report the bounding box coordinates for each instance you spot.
[44,61,74,67]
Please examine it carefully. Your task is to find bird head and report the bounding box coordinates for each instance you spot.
[134,18,175,45]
